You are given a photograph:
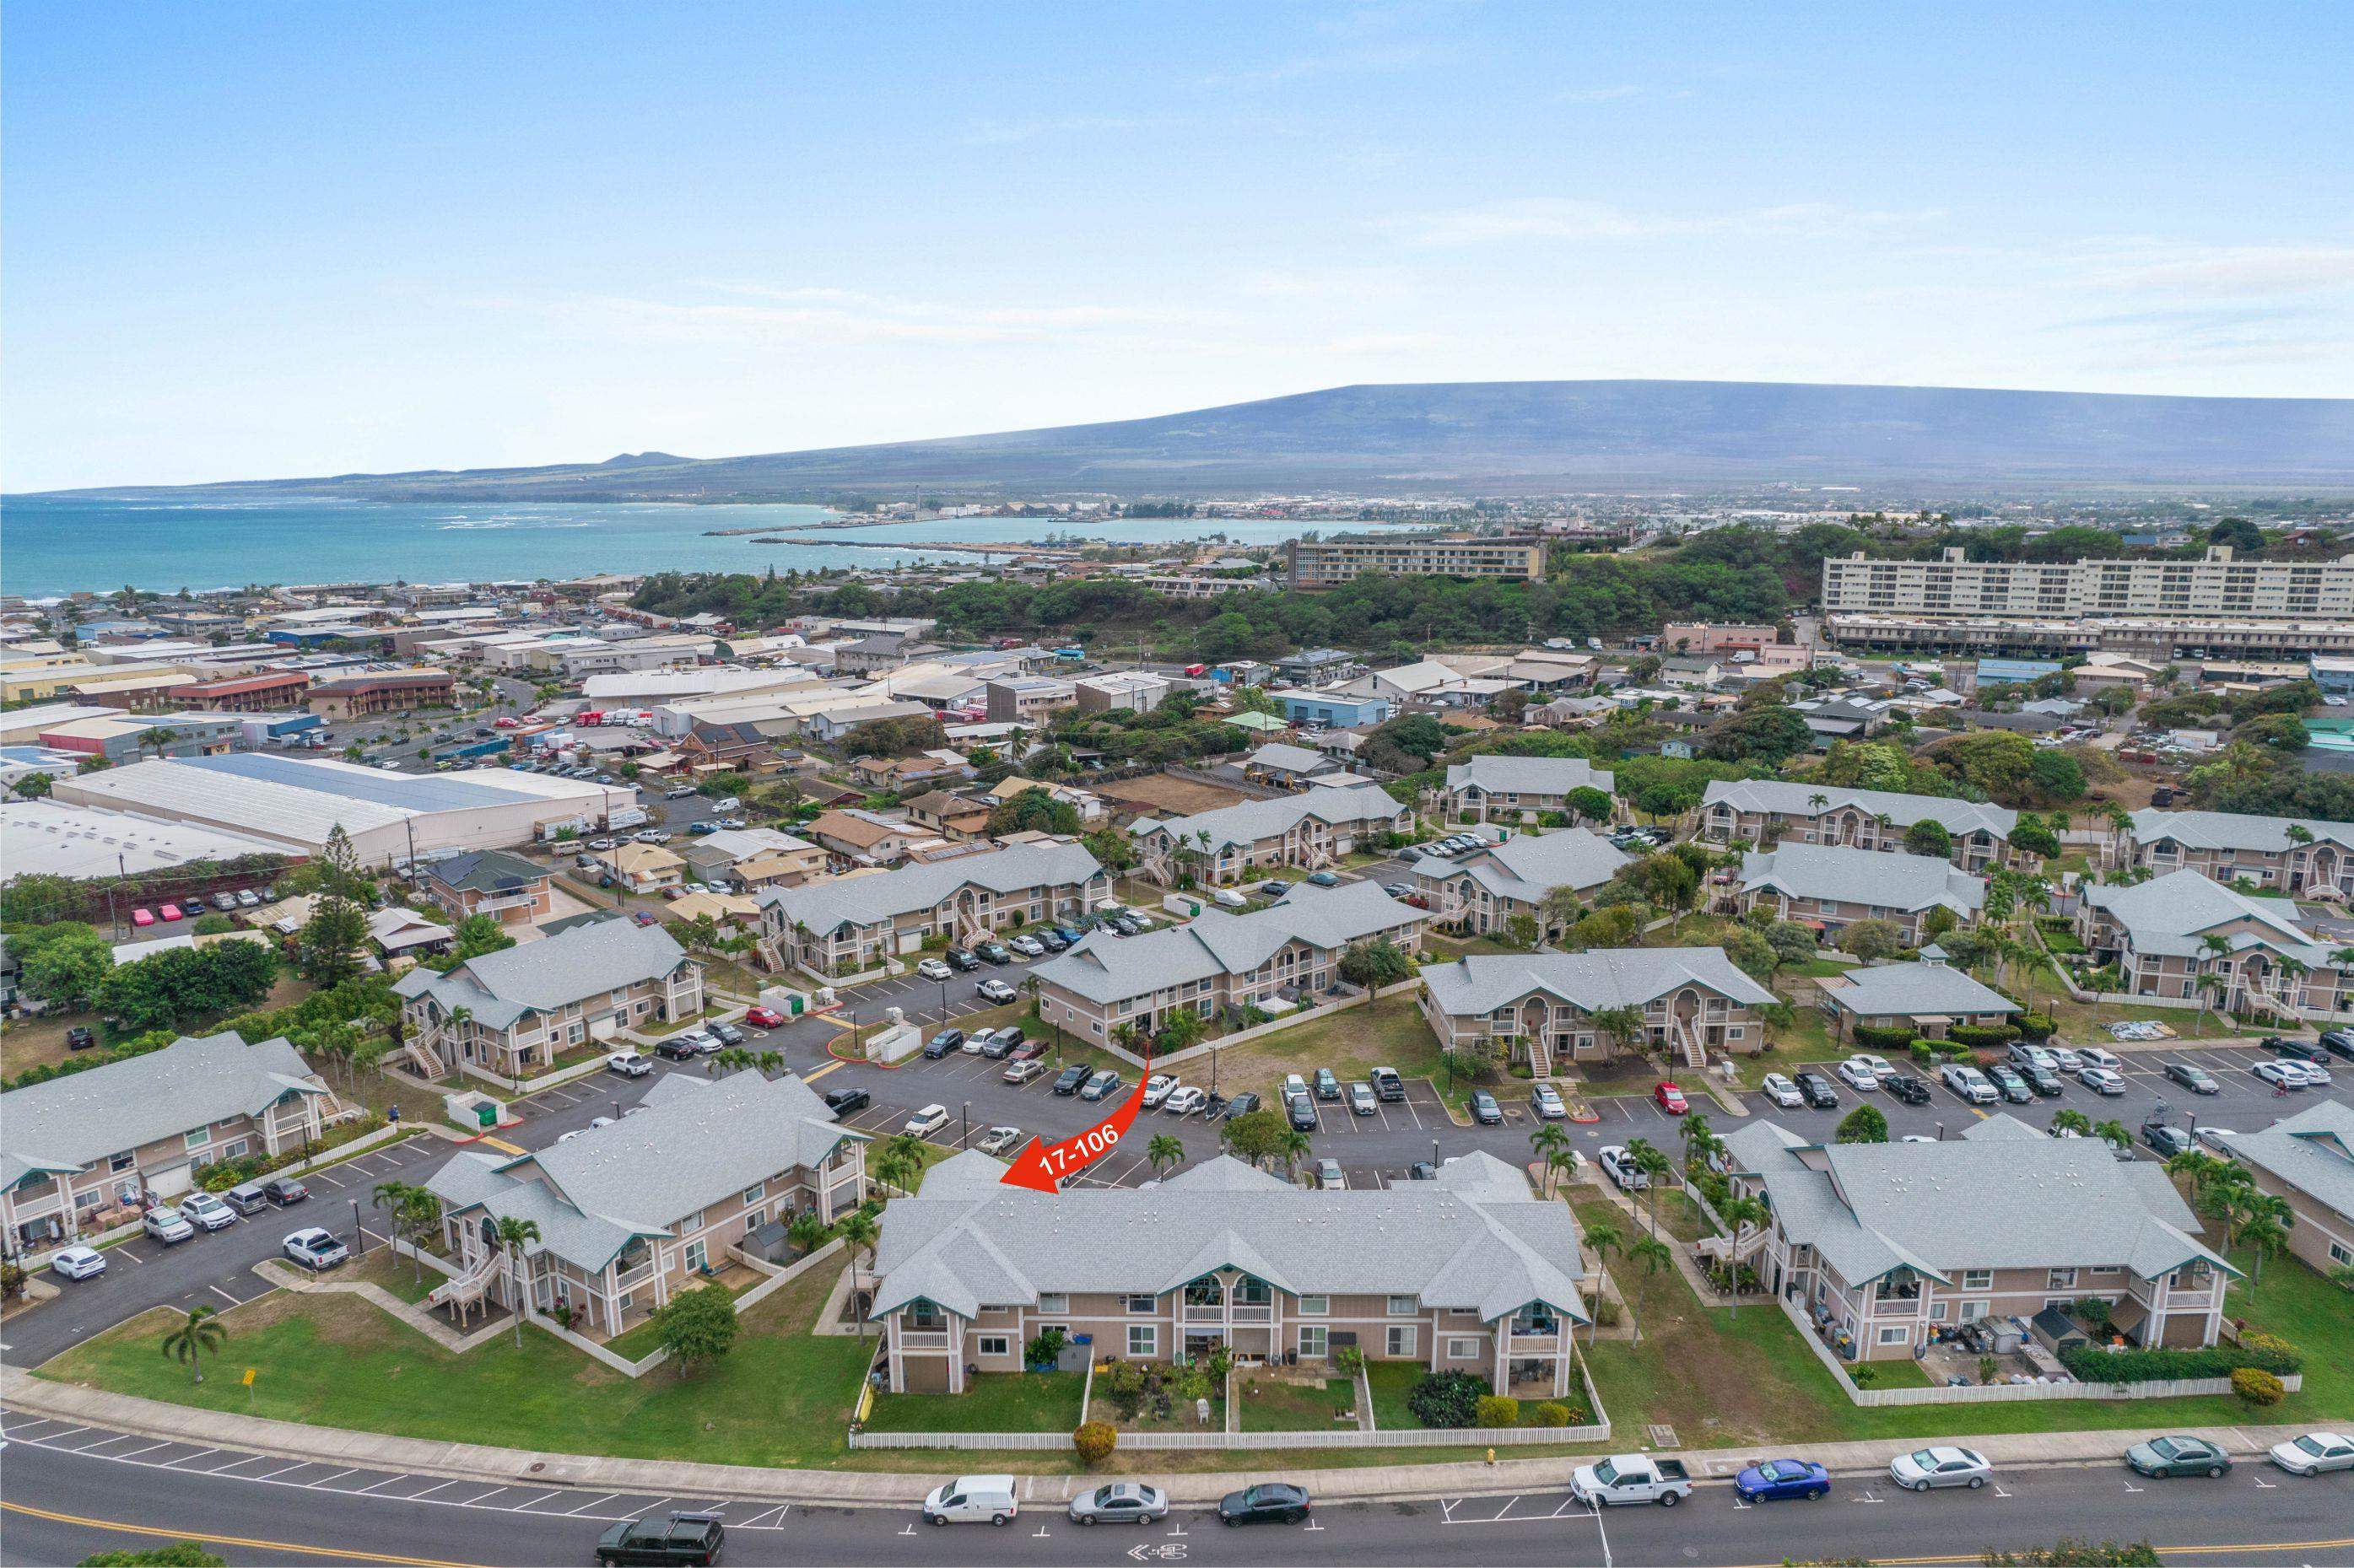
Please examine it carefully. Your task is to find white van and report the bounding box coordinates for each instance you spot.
[921,1474,1019,1527]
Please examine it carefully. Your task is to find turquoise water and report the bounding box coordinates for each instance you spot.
[0,497,1339,598]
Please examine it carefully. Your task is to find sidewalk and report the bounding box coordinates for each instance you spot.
[0,1363,2314,1509]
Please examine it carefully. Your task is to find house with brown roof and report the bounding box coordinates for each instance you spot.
[904,789,995,838]
[807,808,922,865]
[305,669,456,719]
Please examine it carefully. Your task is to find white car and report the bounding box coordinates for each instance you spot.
[143,1206,196,1245]
[904,1103,950,1137]
[2295,1059,2333,1086]
[50,1245,106,1280]
[960,1029,991,1055]
[2268,1431,2354,1475]
[588,1114,616,1130]
[1597,1145,1648,1191]
[916,957,953,982]
[283,1226,348,1271]
[2046,1046,2085,1073]
[1888,1446,1992,1491]
[1142,1074,1179,1107]
[1759,1073,1804,1109]
[1008,935,1045,958]
[606,1050,652,1078]
[180,1192,238,1231]
[2192,1126,2239,1156]
[975,1126,1024,1156]
[976,978,1017,1004]
[1836,1057,1882,1091]
[1940,1064,1999,1104]
[2078,1066,2127,1096]
[1164,1086,1209,1117]
[1853,1053,1894,1079]
[2254,1059,2313,1089]
[2078,1047,2124,1073]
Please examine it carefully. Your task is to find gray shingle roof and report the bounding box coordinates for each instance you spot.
[1032,881,1425,1005]
[2081,870,2328,962]
[1,1032,324,1188]
[426,849,548,895]
[1421,946,1774,1017]
[1412,827,1628,904]
[2226,1101,2354,1220]
[1244,742,1330,775]
[869,1150,1584,1325]
[756,842,1103,934]
[1822,962,2021,1020]
[1703,779,2015,838]
[1738,843,1985,917]
[1445,756,1614,796]
[392,918,691,1029]
[2128,809,2354,854]
[1132,782,1408,855]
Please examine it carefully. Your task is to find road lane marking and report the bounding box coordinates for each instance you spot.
[208,1285,240,1305]
[1,1501,495,1568]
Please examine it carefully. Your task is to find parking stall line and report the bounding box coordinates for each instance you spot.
[559,1493,621,1517]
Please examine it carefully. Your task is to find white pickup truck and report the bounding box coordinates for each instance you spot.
[1569,1454,1694,1507]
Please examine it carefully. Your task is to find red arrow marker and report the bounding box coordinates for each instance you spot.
[1001,1059,1151,1193]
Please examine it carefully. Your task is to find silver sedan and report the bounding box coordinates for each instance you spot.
[1069,1483,1169,1524]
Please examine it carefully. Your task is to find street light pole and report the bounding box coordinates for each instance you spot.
[961,1102,970,1150]
[351,1198,364,1257]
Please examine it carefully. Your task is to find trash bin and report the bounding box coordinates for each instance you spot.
[475,1103,496,1129]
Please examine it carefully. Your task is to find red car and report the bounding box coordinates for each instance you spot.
[132,907,156,927]
[1653,1080,1689,1115]
[493,716,520,728]
[159,903,184,922]
[743,1005,785,1028]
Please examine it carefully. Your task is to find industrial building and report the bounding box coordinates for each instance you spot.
[48,752,632,867]
[1,800,292,881]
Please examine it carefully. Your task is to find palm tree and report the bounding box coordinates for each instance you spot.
[134,726,182,762]
[755,1048,785,1079]
[1529,1122,1574,1198]
[2195,971,2227,1032]
[1146,1133,1186,1180]
[1579,1215,1623,1329]
[399,1188,442,1285]
[1626,1234,1673,1343]
[872,1133,928,1197]
[1676,1110,1715,1177]
[2049,1107,2092,1138]
[1719,1194,1769,1315]
[1278,1128,1313,1181]
[494,1215,543,1346]
[1590,1006,1646,1066]
[2228,1188,2292,1257]
[1626,1138,1671,1236]
[1018,973,1043,1018]
[2237,1206,2292,1299]
[836,1209,881,1339]
[370,1177,414,1270]
[160,1303,228,1384]
[2092,1118,2133,1155]
[786,1212,829,1258]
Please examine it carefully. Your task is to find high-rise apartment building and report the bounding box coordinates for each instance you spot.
[1820,546,2354,621]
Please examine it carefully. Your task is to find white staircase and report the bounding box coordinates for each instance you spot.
[1670,1018,1708,1071]
[1527,1032,1554,1079]
[424,1249,500,1317]
[401,1032,450,1080]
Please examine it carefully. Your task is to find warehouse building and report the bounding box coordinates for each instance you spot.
[48,752,631,867]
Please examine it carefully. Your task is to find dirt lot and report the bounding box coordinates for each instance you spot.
[1093,773,1246,816]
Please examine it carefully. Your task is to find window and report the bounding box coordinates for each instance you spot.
[2047,1268,2077,1291]
[186,1127,211,1152]
[742,1183,764,1206]
[1038,1293,1070,1314]
[1126,1294,1156,1314]
[1929,1301,1949,1321]
[1445,1337,1483,1360]
[2330,1241,2354,1269]
[680,1210,705,1234]
[1386,1325,1417,1357]
[220,1141,247,1161]
[1877,1326,1911,1346]
[109,1151,135,1173]
[977,1335,1011,1358]
[1298,1325,1329,1359]
[683,1240,706,1274]
[1127,1325,1158,1358]
[1385,1295,1417,1316]
[1297,1295,1328,1316]
[1958,1300,1989,1322]
[1961,1269,1992,1291]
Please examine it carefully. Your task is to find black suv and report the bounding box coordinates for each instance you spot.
[923,1029,963,1059]
[823,1086,871,1116]
[596,1511,724,1566]
[2021,1064,2065,1097]
[1794,1070,1840,1109]
[1984,1064,2034,1104]
[1051,1064,1091,1095]
[1882,1071,1933,1106]
[1287,1093,1317,1131]
[2320,1029,2354,1062]
[943,947,979,973]
[65,1026,98,1052]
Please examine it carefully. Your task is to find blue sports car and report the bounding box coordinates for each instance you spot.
[1735,1458,1831,1502]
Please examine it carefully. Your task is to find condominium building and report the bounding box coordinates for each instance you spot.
[2119,811,2354,899]
[1419,947,1774,1075]
[1130,781,1412,886]
[392,918,704,1080]
[1823,613,2354,660]
[1698,781,2018,873]
[2074,870,2349,1016]
[754,842,1110,976]
[1730,843,1985,945]
[1287,536,1546,590]
[1821,547,2354,621]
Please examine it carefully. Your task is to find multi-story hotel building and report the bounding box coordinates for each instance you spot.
[1287,536,1546,590]
[1821,546,2354,621]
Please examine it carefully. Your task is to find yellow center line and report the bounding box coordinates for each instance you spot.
[1,1500,496,1568]
[473,1135,526,1155]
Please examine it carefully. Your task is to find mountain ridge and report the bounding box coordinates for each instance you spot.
[32,379,2354,500]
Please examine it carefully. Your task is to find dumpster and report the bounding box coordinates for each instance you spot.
[475,1102,497,1129]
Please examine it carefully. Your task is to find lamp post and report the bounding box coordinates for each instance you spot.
[961,1102,971,1150]
[351,1198,364,1258]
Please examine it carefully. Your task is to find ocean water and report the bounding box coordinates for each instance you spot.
[0,497,1339,598]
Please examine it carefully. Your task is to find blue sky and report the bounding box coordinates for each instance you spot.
[6,1,2351,490]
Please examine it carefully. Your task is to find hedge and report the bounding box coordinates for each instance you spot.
[2059,1335,2300,1385]
[1851,1023,1919,1053]
[2231,1367,2285,1406]
[1950,1022,2021,1048]
[2016,1011,2055,1043]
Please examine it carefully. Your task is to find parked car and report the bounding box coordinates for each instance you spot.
[975,942,1012,965]
[2267,1431,2354,1475]
[1734,1457,1830,1503]
[1008,935,1045,958]
[1164,1087,1208,1117]
[1006,1037,1046,1062]
[922,1475,1019,1527]
[180,1191,237,1231]
[981,1029,1021,1060]
[143,1206,196,1245]
[976,978,1017,1004]
[2255,1059,2314,1090]
[1313,1067,1341,1100]
[159,903,183,921]
[1003,1059,1047,1086]
[1571,1454,1693,1507]
[1888,1446,1991,1490]
[1051,1064,1092,1096]
[924,1029,964,1060]
[50,1245,106,1280]
[2047,1046,2085,1073]
[1835,1057,1882,1091]
[903,1104,950,1136]
[943,947,979,973]
[1370,1066,1405,1102]
[1052,924,1085,945]
[1598,1145,1648,1191]
[1223,1091,1261,1118]
[2078,1066,2128,1096]
[1384,882,1413,898]
[1036,929,1068,953]
[1217,1483,1310,1527]
[282,1226,348,1271]
[823,1086,871,1115]
[1470,1088,1503,1125]
[630,910,660,927]
[607,1050,652,1078]
[224,1182,273,1216]
[1143,1074,1179,1107]
[1304,870,1342,888]
[1795,1071,1839,1109]
[744,1005,786,1028]
[64,1025,98,1052]
[235,888,262,908]
[1985,1064,2034,1104]
[960,1028,992,1055]
[916,957,953,982]
[1079,1070,1122,1102]
[2021,1064,2065,1097]
[1407,1161,1439,1180]
[2163,1061,2219,1095]
[2079,1047,2125,1074]
[2193,1125,2238,1156]
[2141,1119,2194,1157]
[1882,1071,1933,1106]
[1653,1080,1689,1115]
[262,1177,309,1206]
[656,1037,704,1062]
[707,1021,745,1047]
[1941,1064,2000,1103]
[1531,1083,1568,1119]
[2126,1435,2232,1479]
[975,1126,1023,1157]
[1287,1093,1318,1131]
[595,1510,724,1565]
[1760,1072,1803,1108]
[1068,1483,1168,1525]
[2319,1029,2354,1062]
[132,908,155,927]
[2296,1060,2335,1086]
[1315,1158,1346,1189]
[1347,1081,1377,1116]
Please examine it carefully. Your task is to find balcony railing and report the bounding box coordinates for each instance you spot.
[898,1330,951,1350]
[614,1261,656,1291]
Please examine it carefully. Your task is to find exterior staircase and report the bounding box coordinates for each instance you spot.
[424,1249,500,1317]
[1669,1017,1709,1071]
[1527,1032,1554,1078]
[401,1031,451,1081]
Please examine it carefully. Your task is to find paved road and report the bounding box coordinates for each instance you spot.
[4,1414,2351,1566]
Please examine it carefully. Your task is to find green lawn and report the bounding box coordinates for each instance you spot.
[344,1250,440,1305]
[1240,1375,1360,1432]
[602,1274,761,1362]
[1364,1361,1443,1431]
[1600,1189,1720,1245]
[1790,956,1859,978]
[862,1371,1085,1434]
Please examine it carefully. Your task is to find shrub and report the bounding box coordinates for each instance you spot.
[1850,1023,1917,1053]
[2058,1337,2300,1384]
[1530,1400,1572,1428]
[1331,1344,1365,1373]
[1072,1421,1118,1463]
[2231,1367,2285,1406]
[1590,1298,1622,1328]
[1474,1394,1521,1429]
[1950,1022,2021,1048]
[1025,1327,1067,1368]
[1405,1370,1488,1428]
[2016,1011,2055,1043]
